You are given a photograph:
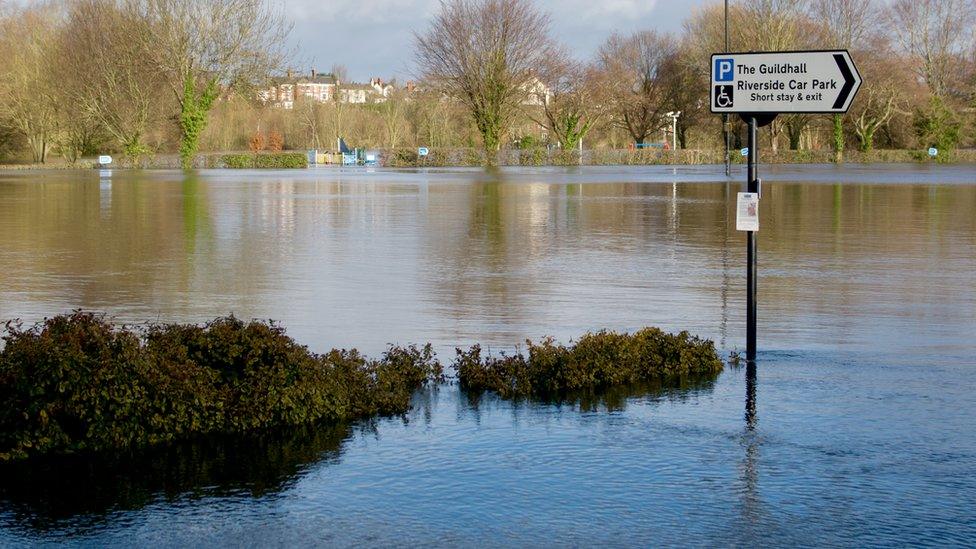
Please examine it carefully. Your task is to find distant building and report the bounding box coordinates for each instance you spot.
[259,70,396,108]
[258,70,337,109]
[369,78,395,102]
[339,83,371,104]
[522,76,552,107]
[259,70,544,108]
[297,71,339,103]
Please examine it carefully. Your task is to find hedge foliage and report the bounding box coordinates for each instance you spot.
[454,328,724,400]
[220,152,308,169]
[0,312,441,461]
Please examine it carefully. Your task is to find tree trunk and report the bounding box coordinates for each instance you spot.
[859,127,875,152]
[788,128,802,150]
[178,78,219,169]
[832,114,844,163]
[768,121,780,153]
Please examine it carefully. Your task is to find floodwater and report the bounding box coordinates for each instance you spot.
[0,164,974,546]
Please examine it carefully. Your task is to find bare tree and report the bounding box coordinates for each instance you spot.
[59,0,165,160]
[661,42,710,149]
[597,31,676,145]
[125,0,290,168]
[888,0,976,98]
[810,0,880,158]
[739,0,811,51]
[0,5,60,163]
[529,51,605,151]
[727,0,816,151]
[406,89,469,148]
[811,0,877,49]
[330,64,349,83]
[415,0,557,162]
[298,101,323,150]
[377,88,408,148]
[850,50,915,151]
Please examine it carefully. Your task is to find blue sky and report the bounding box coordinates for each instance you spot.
[285,0,715,82]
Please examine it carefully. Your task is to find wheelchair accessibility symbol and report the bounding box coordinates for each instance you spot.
[714,85,734,109]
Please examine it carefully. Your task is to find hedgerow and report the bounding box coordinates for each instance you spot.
[454,328,724,399]
[220,152,307,168]
[0,312,440,461]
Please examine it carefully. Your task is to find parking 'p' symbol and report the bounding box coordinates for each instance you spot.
[715,58,734,82]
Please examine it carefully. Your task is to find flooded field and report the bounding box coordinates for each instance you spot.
[0,164,974,546]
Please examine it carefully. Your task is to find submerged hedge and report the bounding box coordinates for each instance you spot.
[454,328,724,399]
[0,312,441,461]
[0,314,726,461]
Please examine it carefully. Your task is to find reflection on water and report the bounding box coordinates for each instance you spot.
[1,166,975,545]
[739,363,760,534]
[460,375,721,414]
[0,378,721,531]
[0,423,351,532]
[0,166,973,356]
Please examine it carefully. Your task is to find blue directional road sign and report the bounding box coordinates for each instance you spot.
[711,50,861,114]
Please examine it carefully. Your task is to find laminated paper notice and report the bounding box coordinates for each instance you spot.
[736,193,759,232]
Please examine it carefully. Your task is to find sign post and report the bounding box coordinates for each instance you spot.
[711,50,861,362]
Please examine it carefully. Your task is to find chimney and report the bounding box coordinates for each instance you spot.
[286,69,293,79]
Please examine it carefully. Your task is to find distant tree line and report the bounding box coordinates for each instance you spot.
[414,0,976,161]
[0,0,287,167]
[1,0,974,165]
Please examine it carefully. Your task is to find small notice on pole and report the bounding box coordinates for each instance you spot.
[736,193,759,232]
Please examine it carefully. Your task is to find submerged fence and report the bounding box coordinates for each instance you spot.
[378,147,976,167]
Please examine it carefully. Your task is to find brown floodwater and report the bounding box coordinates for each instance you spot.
[0,164,973,356]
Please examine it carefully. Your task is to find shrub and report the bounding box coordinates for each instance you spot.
[516,135,538,150]
[0,312,442,461]
[914,96,962,153]
[253,152,307,168]
[267,131,284,152]
[221,154,253,168]
[454,328,724,400]
[220,152,307,169]
[517,147,548,166]
[248,132,265,154]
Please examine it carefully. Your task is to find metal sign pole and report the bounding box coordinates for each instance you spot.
[723,0,730,177]
[746,117,758,361]
[710,49,862,363]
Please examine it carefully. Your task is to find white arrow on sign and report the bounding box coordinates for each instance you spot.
[710,50,861,114]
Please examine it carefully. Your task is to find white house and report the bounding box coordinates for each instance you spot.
[260,71,397,108]
[521,76,552,107]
